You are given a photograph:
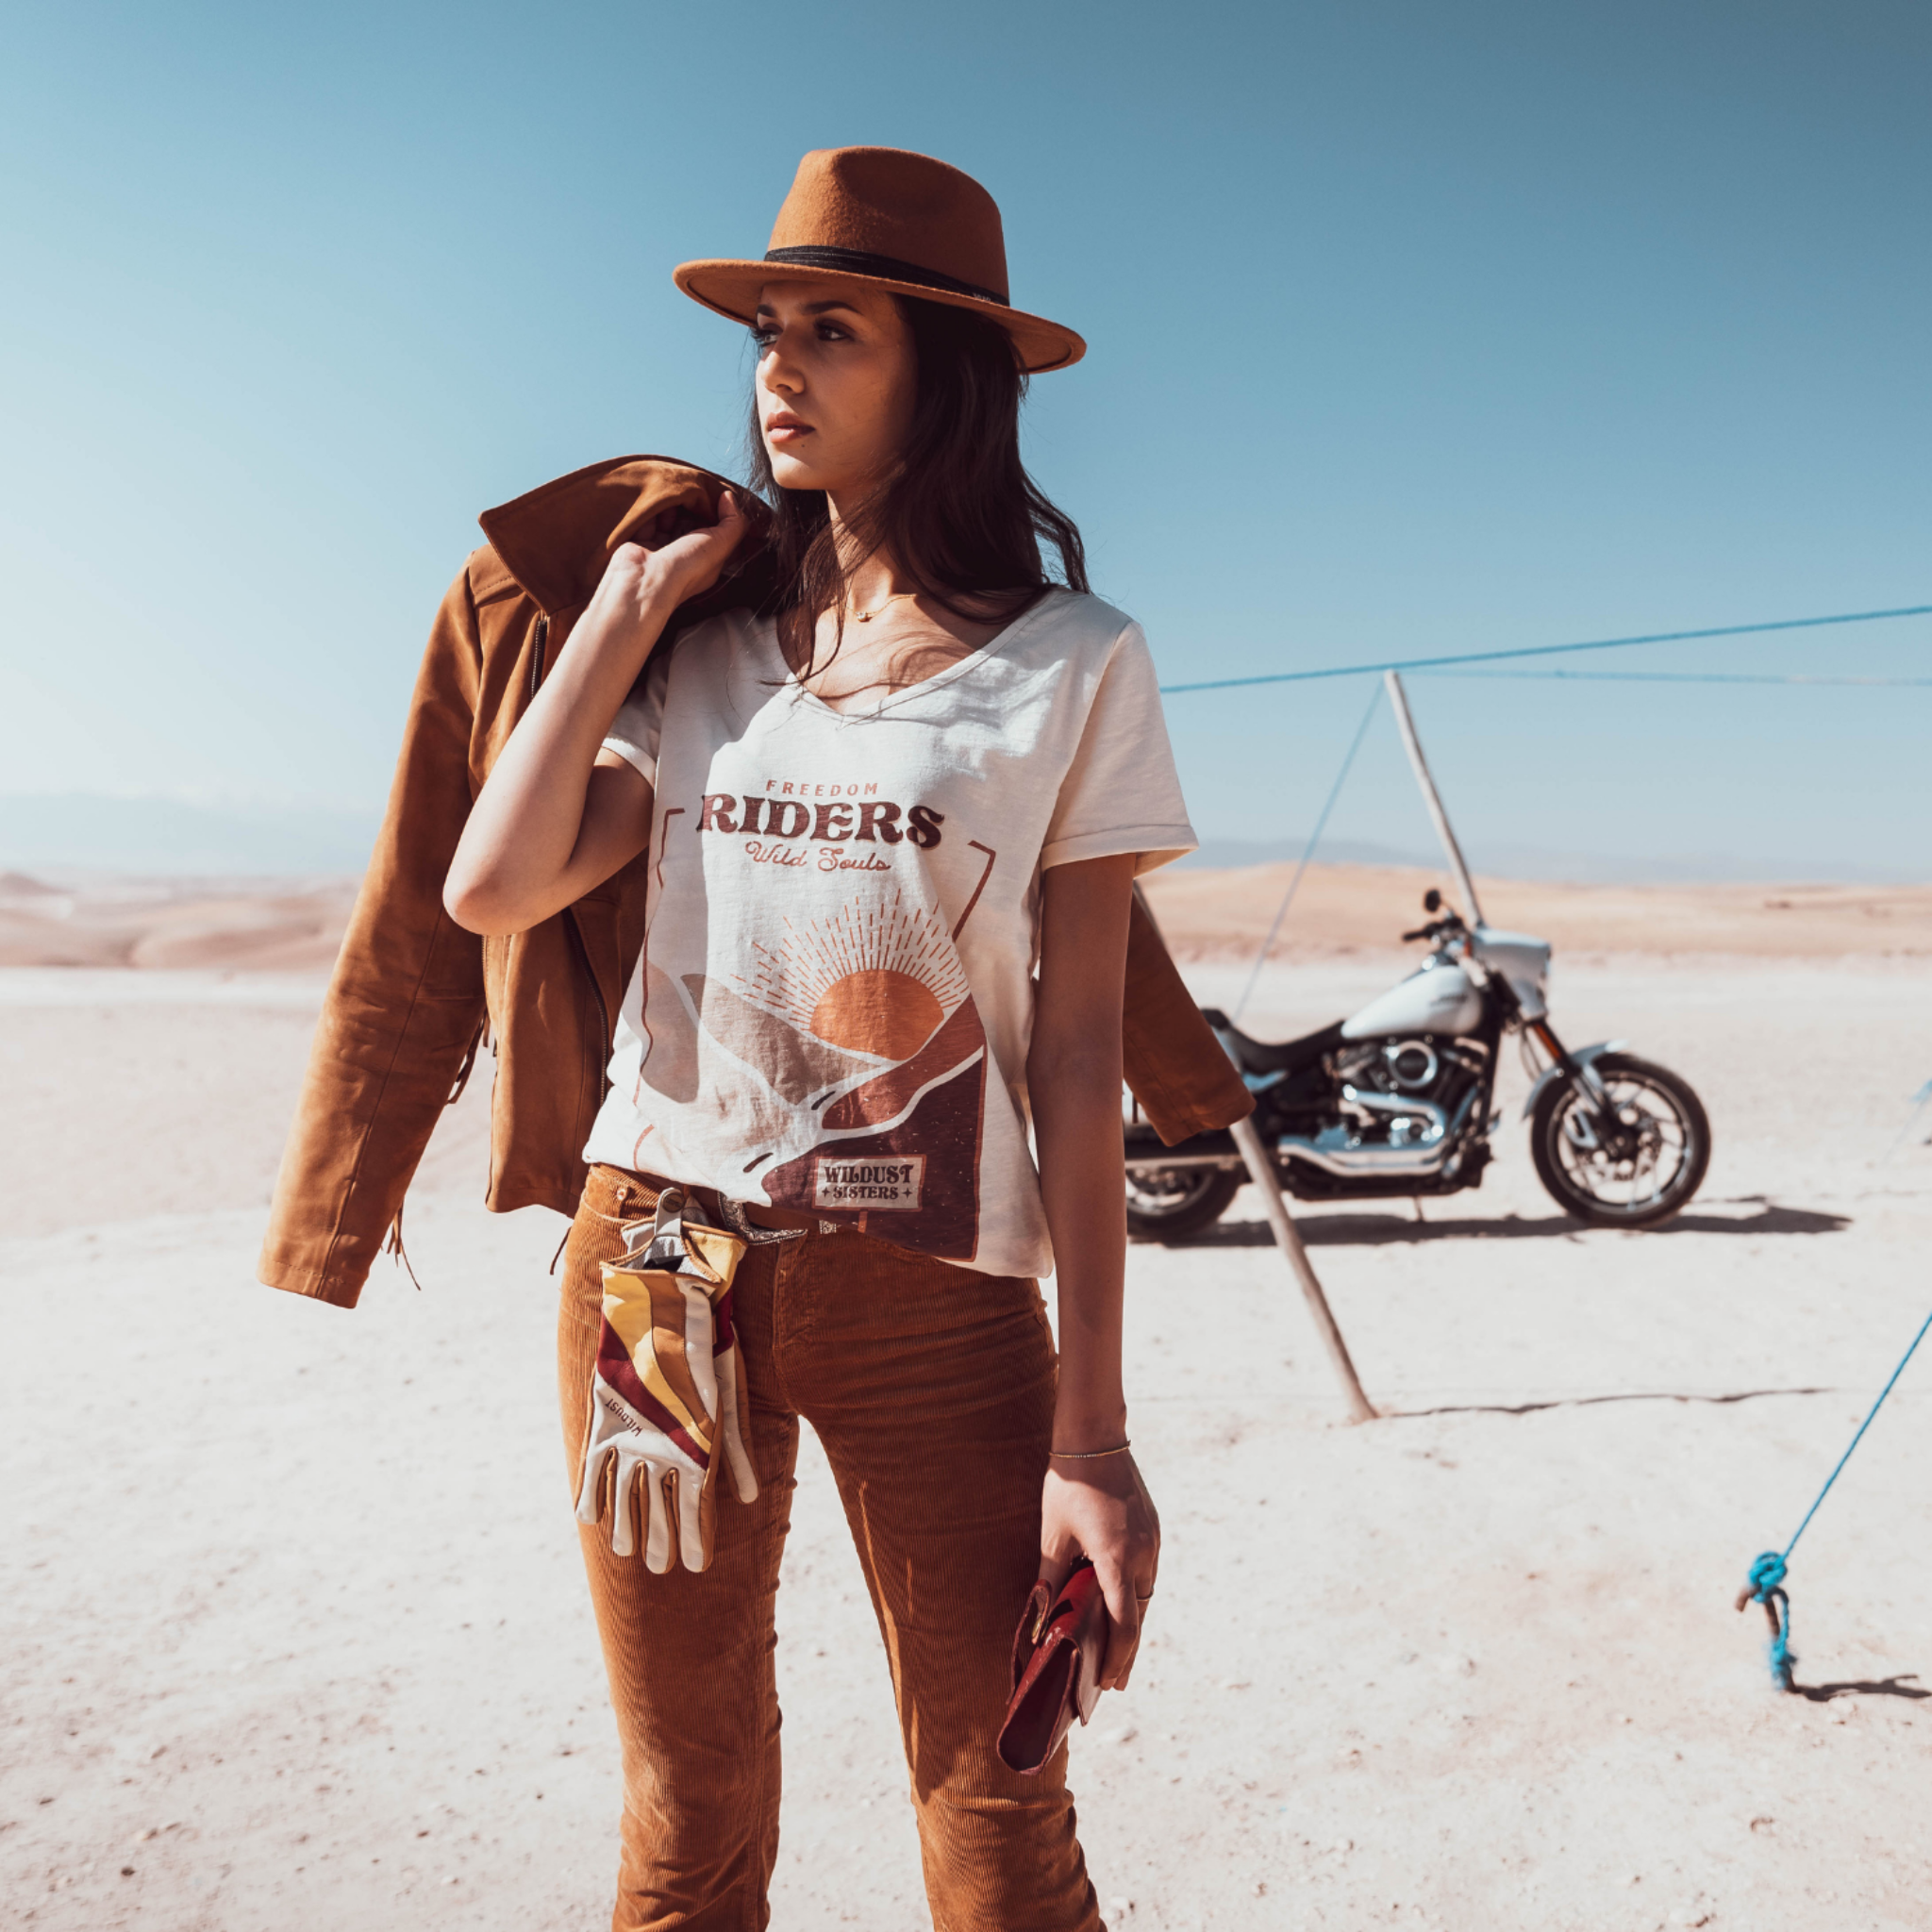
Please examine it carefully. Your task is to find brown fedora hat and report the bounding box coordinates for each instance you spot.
[675,146,1086,375]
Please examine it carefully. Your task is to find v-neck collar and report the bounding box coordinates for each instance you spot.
[774,591,1063,723]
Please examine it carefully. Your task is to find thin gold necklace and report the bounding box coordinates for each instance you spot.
[848,591,917,624]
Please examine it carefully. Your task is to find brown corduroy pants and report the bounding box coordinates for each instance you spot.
[559,1163,1106,1932]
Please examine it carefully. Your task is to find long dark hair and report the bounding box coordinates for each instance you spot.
[743,295,1090,667]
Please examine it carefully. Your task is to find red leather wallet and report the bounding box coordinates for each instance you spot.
[996,1558,1108,1775]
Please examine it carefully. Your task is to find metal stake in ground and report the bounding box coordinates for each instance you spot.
[1230,1113,1379,1424]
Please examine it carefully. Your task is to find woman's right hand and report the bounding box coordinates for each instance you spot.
[586,490,748,651]
[445,489,748,937]
[445,494,746,939]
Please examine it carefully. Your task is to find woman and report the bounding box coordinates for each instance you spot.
[446,146,1195,1931]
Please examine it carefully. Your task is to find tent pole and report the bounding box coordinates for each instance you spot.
[1230,1115,1378,1423]
[1129,882,1378,1424]
[1384,670,1484,927]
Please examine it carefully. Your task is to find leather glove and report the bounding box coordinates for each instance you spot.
[575,1188,758,1572]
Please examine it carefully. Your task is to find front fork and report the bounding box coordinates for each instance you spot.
[1524,1018,1635,1157]
[1476,950,1630,1156]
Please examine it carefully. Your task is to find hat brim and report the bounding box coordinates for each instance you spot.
[673,259,1086,374]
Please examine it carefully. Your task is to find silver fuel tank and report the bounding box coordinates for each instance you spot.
[1339,954,1484,1040]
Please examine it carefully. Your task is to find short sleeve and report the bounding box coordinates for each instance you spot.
[601,648,671,785]
[1041,624,1197,875]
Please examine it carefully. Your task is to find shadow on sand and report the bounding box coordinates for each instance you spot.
[1797,1674,1930,1704]
[1166,1196,1851,1250]
[1394,1387,1832,1419]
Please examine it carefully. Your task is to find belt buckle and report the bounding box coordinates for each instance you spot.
[716,1196,808,1245]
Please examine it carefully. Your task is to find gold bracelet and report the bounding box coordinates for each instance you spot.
[1049,1441,1132,1460]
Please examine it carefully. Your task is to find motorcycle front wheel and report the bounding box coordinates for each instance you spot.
[1530,1051,1710,1228]
[1124,1165,1242,1242]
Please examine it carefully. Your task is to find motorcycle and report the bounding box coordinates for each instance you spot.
[1124,890,1711,1240]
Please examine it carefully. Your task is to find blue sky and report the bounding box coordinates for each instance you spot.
[2,1,1926,876]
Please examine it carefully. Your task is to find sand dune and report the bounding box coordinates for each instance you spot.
[0,875,358,973]
[1144,862,1932,961]
[1,863,1926,975]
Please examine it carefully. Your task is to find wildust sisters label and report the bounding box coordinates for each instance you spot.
[812,1156,924,1210]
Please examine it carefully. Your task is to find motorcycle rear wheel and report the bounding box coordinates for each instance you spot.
[1530,1050,1710,1228]
[1124,1165,1242,1242]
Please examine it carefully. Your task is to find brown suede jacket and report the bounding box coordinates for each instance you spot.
[258,455,1251,1307]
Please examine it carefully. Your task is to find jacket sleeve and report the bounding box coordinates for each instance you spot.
[1122,889,1254,1142]
[258,566,490,1307]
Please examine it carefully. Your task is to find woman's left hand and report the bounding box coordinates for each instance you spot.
[1040,1450,1161,1691]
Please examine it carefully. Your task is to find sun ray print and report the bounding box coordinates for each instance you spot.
[735,891,971,1061]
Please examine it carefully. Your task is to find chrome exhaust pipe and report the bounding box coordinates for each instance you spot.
[1124,1090,1479,1183]
[1341,1086,1448,1137]
[1276,1089,1475,1178]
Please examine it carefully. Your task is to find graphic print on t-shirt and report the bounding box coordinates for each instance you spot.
[741,892,987,1254]
[642,878,990,1262]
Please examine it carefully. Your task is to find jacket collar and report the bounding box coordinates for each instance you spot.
[477,453,776,620]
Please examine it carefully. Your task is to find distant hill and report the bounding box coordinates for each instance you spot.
[3,861,1923,971]
[1144,861,1932,960]
[0,872,358,971]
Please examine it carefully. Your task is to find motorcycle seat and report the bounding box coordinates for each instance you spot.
[1199,1010,1346,1078]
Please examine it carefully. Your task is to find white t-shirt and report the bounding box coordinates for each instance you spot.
[582,590,1196,1279]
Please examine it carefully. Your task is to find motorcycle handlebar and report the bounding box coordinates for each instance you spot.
[1401,913,1469,944]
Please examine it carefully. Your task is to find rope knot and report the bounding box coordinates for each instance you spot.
[1731,1303,1931,1699]
[1736,1550,1795,1693]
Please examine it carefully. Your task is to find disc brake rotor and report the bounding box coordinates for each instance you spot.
[1563,1086,1677,1195]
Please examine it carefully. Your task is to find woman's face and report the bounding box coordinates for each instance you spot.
[754,280,917,499]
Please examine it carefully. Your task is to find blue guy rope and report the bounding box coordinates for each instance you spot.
[1882,1078,1932,1161]
[1158,602,1932,695]
[1738,1305,1932,1691]
[1427,670,1932,688]
[1230,680,1383,1024]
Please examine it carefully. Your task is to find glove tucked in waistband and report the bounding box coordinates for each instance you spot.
[575,1188,758,1573]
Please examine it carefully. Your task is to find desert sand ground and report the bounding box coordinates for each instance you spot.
[4,869,1931,1931]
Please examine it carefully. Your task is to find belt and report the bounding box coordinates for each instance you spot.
[732,1199,821,1238]
[609,1166,838,1243]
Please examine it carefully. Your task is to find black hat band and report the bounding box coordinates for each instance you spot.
[761,244,1009,308]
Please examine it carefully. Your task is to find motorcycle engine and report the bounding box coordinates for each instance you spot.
[1332,1037,1484,1143]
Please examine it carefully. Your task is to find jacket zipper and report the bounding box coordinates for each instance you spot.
[525,613,551,703]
